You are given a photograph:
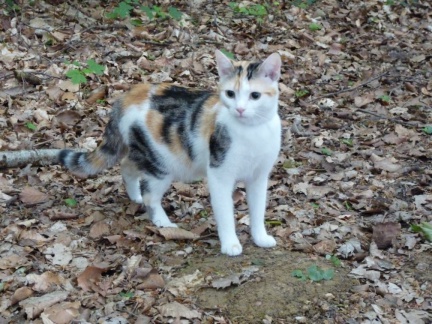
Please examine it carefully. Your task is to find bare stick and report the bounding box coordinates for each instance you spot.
[0,149,63,168]
[309,70,393,102]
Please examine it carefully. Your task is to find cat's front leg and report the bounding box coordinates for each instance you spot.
[246,175,276,249]
[207,171,242,256]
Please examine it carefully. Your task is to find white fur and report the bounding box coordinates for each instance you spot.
[119,52,282,256]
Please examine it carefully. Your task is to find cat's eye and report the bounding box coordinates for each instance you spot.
[250,92,261,100]
[226,90,235,98]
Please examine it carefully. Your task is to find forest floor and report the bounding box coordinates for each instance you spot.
[1,0,432,323]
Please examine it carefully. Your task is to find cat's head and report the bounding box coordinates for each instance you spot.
[215,50,281,125]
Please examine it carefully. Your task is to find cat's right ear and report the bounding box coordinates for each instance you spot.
[215,50,234,78]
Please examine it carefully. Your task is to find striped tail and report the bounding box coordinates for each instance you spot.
[59,102,126,176]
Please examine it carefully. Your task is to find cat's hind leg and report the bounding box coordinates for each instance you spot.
[141,176,177,228]
[121,158,143,204]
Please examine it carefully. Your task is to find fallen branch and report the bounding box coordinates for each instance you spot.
[356,109,421,128]
[309,69,393,102]
[0,149,62,169]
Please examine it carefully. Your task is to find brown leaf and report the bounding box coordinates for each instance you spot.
[26,271,66,292]
[136,269,165,290]
[40,301,80,324]
[354,94,374,107]
[157,227,199,240]
[373,222,401,249]
[0,254,24,270]
[86,85,107,104]
[313,239,336,256]
[19,291,69,320]
[89,221,110,239]
[157,301,201,320]
[19,187,49,205]
[211,274,241,289]
[11,287,34,305]
[77,266,106,292]
[54,110,82,128]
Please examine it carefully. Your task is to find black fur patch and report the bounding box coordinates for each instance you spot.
[100,101,124,156]
[152,86,213,161]
[129,124,167,179]
[235,65,243,76]
[177,121,194,160]
[140,179,149,195]
[246,62,262,80]
[71,152,85,169]
[209,123,231,168]
[58,149,73,165]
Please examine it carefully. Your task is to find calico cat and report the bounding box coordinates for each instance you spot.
[59,50,282,256]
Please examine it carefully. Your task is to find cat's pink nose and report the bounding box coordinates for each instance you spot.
[236,108,245,115]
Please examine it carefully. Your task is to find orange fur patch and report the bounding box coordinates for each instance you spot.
[263,88,277,97]
[153,83,171,96]
[88,150,107,170]
[200,95,219,141]
[169,126,183,155]
[146,109,164,142]
[122,84,151,109]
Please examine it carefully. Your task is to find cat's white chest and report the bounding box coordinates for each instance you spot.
[225,115,281,180]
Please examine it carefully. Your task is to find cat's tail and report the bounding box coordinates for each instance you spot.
[59,102,126,177]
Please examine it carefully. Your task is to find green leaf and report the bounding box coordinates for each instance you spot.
[292,269,304,278]
[411,222,432,241]
[311,202,319,209]
[107,1,133,19]
[66,69,87,84]
[86,59,105,75]
[295,89,309,98]
[422,126,432,135]
[25,122,37,131]
[141,5,154,20]
[322,269,334,280]
[119,291,134,298]
[379,94,391,102]
[341,138,353,146]
[309,23,322,31]
[130,18,143,26]
[220,49,235,60]
[326,255,342,267]
[251,259,265,266]
[168,6,182,21]
[307,265,323,282]
[65,198,77,207]
[321,147,332,156]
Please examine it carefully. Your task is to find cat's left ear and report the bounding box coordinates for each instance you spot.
[258,53,281,82]
[215,50,234,78]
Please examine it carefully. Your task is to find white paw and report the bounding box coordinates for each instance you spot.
[129,195,143,204]
[221,240,243,256]
[153,218,178,228]
[254,234,277,248]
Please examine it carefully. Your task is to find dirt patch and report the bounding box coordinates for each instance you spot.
[182,246,358,322]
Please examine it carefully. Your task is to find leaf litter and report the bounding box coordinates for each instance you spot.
[1,0,432,322]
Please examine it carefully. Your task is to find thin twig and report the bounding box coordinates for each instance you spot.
[309,69,393,102]
[356,109,421,127]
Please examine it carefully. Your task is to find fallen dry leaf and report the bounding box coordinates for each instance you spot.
[19,291,69,320]
[157,227,199,240]
[11,287,34,305]
[372,222,401,249]
[76,266,105,292]
[19,187,49,205]
[89,221,110,239]
[26,271,66,292]
[157,301,201,320]
[40,301,80,324]
[136,269,165,290]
